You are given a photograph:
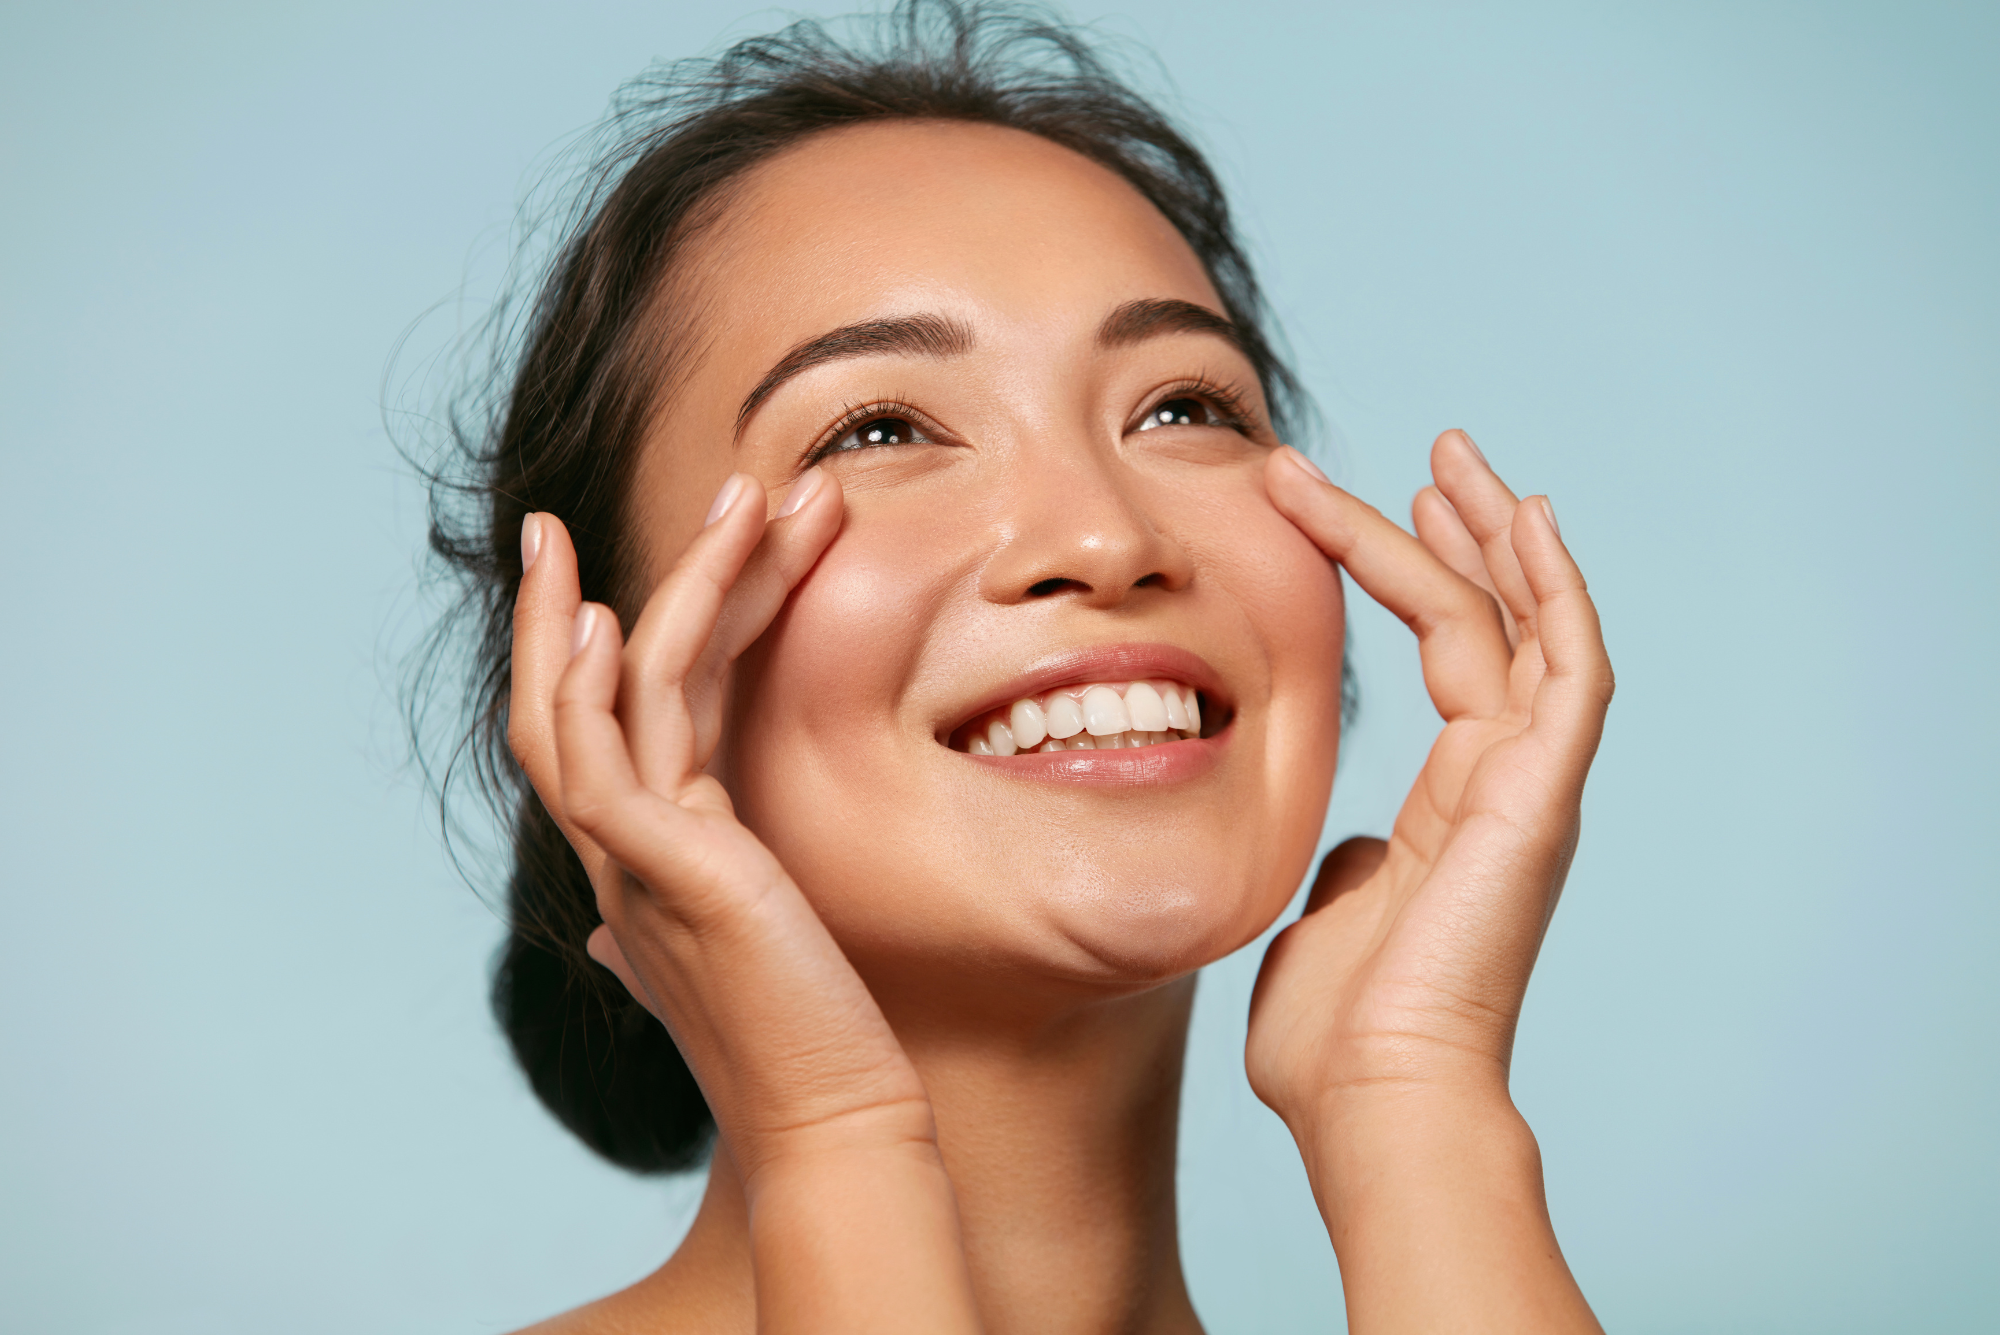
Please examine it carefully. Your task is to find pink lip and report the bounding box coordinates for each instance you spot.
[936,642,1231,742]
[963,732,1225,785]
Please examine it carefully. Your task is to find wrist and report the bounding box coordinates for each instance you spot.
[734,1108,984,1334]
[1289,1081,1538,1236]
[733,1093,944,1196]
[1286,1085,1599,1332]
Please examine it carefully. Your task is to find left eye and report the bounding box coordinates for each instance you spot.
[1136,397,1210,431]
[828,414,925,453]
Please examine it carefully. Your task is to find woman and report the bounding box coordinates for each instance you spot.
[420,3,1613,1329]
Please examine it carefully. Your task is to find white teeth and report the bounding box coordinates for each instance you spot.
[1044,694,1086,740]
[1123,681,1169,732]
[1082,684,1132,736]
[1009,698,1047,749]
[957,679,1211,753]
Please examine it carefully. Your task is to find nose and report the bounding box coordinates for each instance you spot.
[977,438,1195,608]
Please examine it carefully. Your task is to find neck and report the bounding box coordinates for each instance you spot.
[633,976,1204,1334]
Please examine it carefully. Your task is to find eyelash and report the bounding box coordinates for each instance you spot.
[1133,377,1260,436]
[797,377,1261,468]
[801,398,937,467]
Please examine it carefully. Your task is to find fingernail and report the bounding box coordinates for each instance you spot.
[1285,446,1330,484]
[1458,430,1488,465]
[776,467,823,518]
[570,604,596,658]
[704,474,747,527]
[1539,496,1560,536]
[520,513,542,574]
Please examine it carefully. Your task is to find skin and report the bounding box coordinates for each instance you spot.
[503,120,1613,1333]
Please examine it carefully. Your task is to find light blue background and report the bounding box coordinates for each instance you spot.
[3,2,1994,1330]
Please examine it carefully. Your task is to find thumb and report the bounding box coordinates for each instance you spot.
[1303,836,1388,915]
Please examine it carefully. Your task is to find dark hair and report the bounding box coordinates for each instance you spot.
[413,0,1316,1174]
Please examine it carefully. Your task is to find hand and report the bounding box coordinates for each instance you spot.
[508,470,981,1333]
[1247,432,1611,1333]
[1248,431,1612,1114]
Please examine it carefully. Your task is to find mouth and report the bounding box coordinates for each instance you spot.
[948,678,1210,754]
[940,644,1233,762]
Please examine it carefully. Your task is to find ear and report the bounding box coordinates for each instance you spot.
[587,924,663,1022]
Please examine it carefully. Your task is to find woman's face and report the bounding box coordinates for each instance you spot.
[632,121,1343,1003]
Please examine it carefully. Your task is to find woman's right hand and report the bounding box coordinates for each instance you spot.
[508,470,981,1333]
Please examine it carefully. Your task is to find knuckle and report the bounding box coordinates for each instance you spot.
[504,714,533,763]
[549,689,591,728]
[560,783,621,836]
[1447,578,1498,623]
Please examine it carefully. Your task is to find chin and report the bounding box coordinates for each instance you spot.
[1046,880,1275,984]
[971,841,1306,992]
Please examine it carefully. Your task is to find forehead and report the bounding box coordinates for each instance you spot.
[679,119,1223,361]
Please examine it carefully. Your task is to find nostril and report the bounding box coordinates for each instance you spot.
[1132,572,1165,589]
[1026,577,1084,598]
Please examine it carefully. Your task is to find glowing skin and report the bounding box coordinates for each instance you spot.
[657,127,1345,998]
[505,121,1610,1335]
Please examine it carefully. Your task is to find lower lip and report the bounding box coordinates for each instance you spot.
[959,731,1224,785]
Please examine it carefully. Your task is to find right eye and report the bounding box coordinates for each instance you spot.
[825,414,927,454]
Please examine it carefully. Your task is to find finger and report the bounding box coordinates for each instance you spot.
[1303,836,1388,915]
[507,514,608,855]
[699,466,844,696]
[553,602,700,883]
[556,599,769,925]
[624,467,844,791]
[603,473,775,794]
[1268,448,1511,721]
[1510,496,1615,772]
[1428,430,1541,639]
[1412,485,1520,652]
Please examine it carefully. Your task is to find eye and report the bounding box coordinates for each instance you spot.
[825,414,927,454]
[1136,397,1215,431]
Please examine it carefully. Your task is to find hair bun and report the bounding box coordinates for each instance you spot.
[492,808,713,1174]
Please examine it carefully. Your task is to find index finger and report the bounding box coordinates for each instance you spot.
[1266,447,1511,721]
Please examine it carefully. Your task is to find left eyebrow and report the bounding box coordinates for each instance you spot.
[1096,297,1246,356]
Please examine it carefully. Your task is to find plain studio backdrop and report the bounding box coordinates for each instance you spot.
[3,2,1994,1330]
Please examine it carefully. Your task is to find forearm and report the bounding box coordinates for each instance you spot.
[741,1117,983,1334]
[1292,1086,1600,1334]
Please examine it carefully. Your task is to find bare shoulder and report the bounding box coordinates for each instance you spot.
[507,1282,727,1335]
[507,1286,664,1335]
[505,1225,752,1334]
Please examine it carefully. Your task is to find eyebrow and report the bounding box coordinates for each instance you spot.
[1096,297,1247,357]
[734,297,1247,431]
[736,313,973,429]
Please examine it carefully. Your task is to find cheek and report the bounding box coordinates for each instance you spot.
[718,465,1349,987]
[715,500,969,902]
[1177,465,1347,704]
[1180,474,1348,891]
[728,510,945,765]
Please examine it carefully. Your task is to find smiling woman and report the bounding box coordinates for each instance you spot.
[413,3,1612,1331]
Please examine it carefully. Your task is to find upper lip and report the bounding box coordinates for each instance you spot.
[935,642,1230,742]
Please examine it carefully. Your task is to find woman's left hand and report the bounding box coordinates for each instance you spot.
[1247,430,1612,1333]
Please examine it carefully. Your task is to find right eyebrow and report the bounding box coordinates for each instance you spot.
[735,313,974,432]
